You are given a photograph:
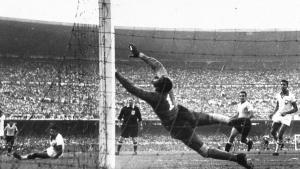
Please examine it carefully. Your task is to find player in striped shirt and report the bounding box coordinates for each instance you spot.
[225,91,254,152]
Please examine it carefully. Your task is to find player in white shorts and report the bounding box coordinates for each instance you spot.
[13,125,64,160]
[269,80,298,156]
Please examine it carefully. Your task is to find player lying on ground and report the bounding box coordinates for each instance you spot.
[13,125,64,160]
[115,44,253,169]
[225,91,254,152]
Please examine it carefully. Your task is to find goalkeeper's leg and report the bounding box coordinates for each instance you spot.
[181,133,253,169]
[193,111,231,126]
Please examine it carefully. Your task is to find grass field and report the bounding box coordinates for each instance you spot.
[1,150,300,169]
[0,152,99,169]
[116,150,300,169]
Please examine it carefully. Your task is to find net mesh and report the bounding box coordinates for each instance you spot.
[0,0,100,168]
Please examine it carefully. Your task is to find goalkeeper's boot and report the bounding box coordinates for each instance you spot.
[237,153,254,169]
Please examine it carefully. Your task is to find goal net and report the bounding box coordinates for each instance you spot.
[0,0,114,168]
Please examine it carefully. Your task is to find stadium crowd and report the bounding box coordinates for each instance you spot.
[0,59,299,120]
[116,61,300,120]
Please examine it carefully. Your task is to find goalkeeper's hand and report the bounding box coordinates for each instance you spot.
[128,44,140,58]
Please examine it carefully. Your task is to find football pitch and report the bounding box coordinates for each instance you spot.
[0,152,99,169]
[116,151,300,169]
[1,151,300,169]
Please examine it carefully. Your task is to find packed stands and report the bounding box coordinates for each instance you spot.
[0,58,299,120]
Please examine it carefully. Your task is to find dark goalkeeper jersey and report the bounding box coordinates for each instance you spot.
[115,72,178,124]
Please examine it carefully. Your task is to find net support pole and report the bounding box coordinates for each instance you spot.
[99,0,115,168]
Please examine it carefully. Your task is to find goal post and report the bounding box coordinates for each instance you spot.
[294,134,300,150]
[99,0,115,168]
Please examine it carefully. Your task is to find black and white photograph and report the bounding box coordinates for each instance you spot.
[0,0,300,169]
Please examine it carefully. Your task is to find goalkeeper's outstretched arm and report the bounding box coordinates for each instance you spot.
[138,52,177,108]
[129,43,167,77]
[139,53,168,77]
[128,44,177,107]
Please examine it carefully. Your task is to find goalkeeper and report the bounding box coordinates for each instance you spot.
[115,44,253,169]
[13,125,64,160]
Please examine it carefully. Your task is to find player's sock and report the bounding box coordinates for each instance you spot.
[133,142,137,154]
[116,141,122,155]
[117,145,122,152]
[225,143,232,152]
[273,142,280,155]
[7,146,12,153]
[247,140,253,151]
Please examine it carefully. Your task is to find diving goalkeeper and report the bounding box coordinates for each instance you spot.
[115,44,253,169]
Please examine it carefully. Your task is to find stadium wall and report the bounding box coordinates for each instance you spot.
[7,120,300,137]
[1,18,300,66]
